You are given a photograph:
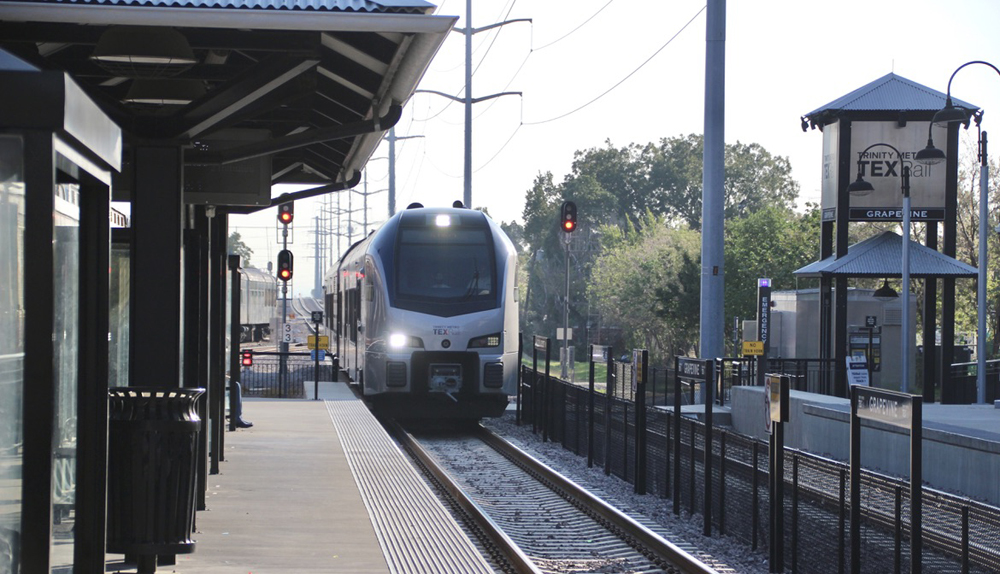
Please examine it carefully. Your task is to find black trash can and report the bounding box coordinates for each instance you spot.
[107,387,204,573]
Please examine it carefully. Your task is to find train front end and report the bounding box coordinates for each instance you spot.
[365,207,519,419]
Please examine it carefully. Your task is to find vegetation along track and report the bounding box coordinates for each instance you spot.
[391,421,720,574]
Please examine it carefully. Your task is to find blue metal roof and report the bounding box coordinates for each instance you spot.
[803,73,979,126]
[8,0,436,12]
[795,231,977,279]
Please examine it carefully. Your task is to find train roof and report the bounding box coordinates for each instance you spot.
[241,266,276,282]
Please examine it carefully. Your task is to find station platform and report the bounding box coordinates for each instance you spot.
[106,382,492,574]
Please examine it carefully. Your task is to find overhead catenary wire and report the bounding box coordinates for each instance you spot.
[523,4,706,126]
[532,0,616,52]
[473,4,705,170]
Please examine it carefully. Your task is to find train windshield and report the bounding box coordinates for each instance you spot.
[394,225,497,315]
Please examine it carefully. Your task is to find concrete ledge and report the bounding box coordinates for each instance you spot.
[731,385,1000,505]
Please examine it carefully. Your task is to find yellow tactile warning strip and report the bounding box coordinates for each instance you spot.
[325,400,494,574]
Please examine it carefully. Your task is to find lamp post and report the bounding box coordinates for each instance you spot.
[847,143,912,393]
[919,60,998,404]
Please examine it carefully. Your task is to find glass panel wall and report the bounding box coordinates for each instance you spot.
[50,182,79,571]
[0,135,24,574]
[109,242,130,388]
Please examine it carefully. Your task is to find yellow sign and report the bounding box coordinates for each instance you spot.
[742,341,764,356]
[307,335,329,350]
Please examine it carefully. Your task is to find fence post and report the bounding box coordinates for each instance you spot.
[673,356,682,516]
[587,344,596,468]
[634,349,647,495]
[516,333,523,426]
[719,431,727,536]
[704,358,714,537]
[689,418,695,517]
[604,349,614,477]
[665,408,672,500]
[543,337,551,443]
[622,400,629,481]
[752,440,759,550]
[531,337,538,434]
[792,454,799,574]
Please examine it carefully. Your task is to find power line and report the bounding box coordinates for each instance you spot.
[472,0,519,78]
[475,122,522,173]
[523,4,706,126]
[533,0,616,51]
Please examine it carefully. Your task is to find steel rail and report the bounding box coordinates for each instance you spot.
[475,425,720,574]
[389,421,542,574]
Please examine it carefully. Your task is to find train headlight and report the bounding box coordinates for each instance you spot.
[389,333,424,348]
[435,214,451,227]
[468,333,501,348]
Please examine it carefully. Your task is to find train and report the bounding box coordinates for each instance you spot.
[324,203,519,419]
[238,266,278,343]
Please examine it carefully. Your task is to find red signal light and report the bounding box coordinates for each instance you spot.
[560,200,577,234]
[277,202,294,225]
[241,350,253,367]
[277,249,293,282]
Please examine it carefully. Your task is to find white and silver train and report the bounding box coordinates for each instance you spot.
[324,204,519,419]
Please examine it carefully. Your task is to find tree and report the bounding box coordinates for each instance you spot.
[228,231,253,267]
[724,205,819,353]
[588,213,701,362]
[568,135,801,229]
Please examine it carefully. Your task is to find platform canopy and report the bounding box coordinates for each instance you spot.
[794,231,977,279]
[0,0,455,192]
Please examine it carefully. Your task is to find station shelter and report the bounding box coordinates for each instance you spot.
[798,73,980,400]
[0,1,455,571]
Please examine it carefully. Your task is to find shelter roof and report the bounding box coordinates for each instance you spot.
[794,231,977,279]
[802,72,978,129]
[0,0,455,205]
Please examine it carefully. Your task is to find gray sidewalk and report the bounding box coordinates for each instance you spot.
[108,382,390,574]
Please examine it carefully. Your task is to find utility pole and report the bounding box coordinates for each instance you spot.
[700,0,726,361]
[416,2,528,209]
[386,127,423,216]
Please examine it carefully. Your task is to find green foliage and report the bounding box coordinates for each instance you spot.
[723,205,820,352]
[588,214,701,362]
[518,134,809,362]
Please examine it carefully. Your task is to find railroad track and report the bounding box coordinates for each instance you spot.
[391,421,721,574]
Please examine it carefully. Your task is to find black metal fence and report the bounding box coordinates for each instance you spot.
[239,351,336,399]
[520,351,1000,574]
[948,360,1000,404]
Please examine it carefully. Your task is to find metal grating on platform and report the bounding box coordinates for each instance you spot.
[325,400,494,574]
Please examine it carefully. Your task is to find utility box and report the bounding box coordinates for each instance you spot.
[743,288,915,390]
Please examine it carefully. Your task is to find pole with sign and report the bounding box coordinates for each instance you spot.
[850,386,922,574]
[312,311,323,400]
[756,279,772,391]
[767,374,789,573]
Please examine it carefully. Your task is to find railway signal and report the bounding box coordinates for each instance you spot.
[241,349,253,367]
[277,249,293,281]
[278,201,294,225]
[560,200,577,233]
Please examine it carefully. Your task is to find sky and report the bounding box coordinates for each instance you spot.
[228,0,1000,298]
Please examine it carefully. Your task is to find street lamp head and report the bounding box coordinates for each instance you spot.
[915,141,947,165]
[914,122,946,165]
[873,279,898,302]
[847,172,875,196]
[932,97,972,127]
